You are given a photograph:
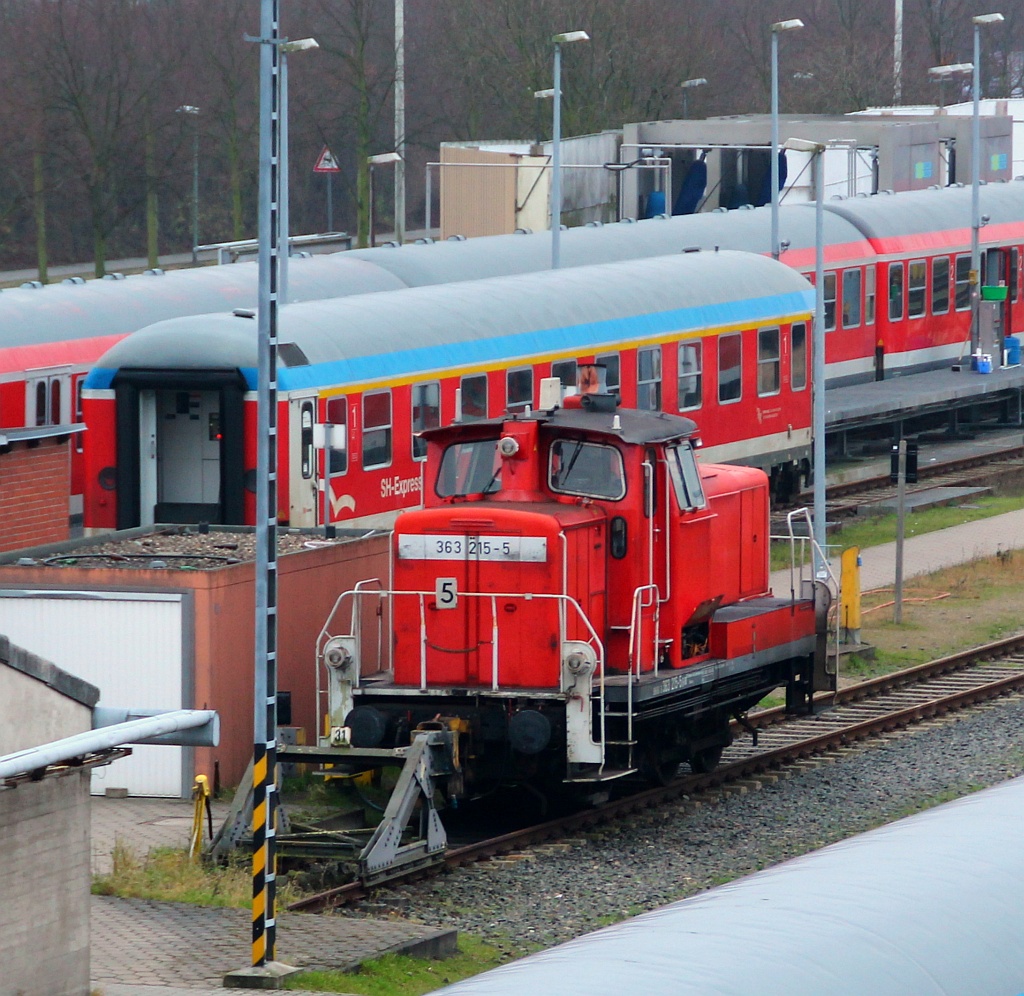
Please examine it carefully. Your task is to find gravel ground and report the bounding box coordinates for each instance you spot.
[332,697,1024,954]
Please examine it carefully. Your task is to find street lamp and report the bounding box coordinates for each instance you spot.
[175,105,200,264]
[771,19,803,261]
[928,63,973,186]
[784,136,826,574]
[278,37,318,304]
[550,30,589,268]
[971,12,1004,353]
[368,151,402,247]
[680,77,707,119]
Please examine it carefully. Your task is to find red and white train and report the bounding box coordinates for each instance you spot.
[83,250,815,531]
[80,181,1024,537]
[317,390,831,790]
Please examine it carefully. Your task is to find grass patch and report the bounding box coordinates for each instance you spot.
[91,839,300,908]
[285,936,518,995]
[770,491,1024,571]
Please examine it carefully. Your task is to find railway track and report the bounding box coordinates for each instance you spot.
[816,440,1024,518]
[287,632,1024,914]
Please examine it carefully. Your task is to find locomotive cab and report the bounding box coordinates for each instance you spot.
[319,391,831,797]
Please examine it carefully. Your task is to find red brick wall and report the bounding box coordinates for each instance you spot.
[0,440,70,553]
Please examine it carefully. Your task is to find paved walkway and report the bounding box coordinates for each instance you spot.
[90,796,456,993]
[771,504,1024,594]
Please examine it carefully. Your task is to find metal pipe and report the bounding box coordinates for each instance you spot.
[0,710,219,780]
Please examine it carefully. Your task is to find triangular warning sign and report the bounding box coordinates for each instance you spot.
[313,147,340,173]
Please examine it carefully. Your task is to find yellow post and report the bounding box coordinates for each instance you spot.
[840,547,861,645]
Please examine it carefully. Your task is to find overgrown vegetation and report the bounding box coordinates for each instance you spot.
[284,937,517,995]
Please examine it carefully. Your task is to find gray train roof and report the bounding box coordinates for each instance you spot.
[433,776,1024,996]
[820,177,1024,239]
[87,249,813,392]
[344,179,1024,284]
[0,254,405,350]
[345,205,865,282]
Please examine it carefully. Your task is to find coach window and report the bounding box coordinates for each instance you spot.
[954,255,971,311]
[718,333,742,404]
[932,257,950,315]
[34,381,46,426]
[325,396,349,475]
[791,323,808,391]
[677,341,702,410]
[757,328,781,396]
[300,401,315,479]
[908,260,927,318]
[1011,249,1019,302]
[362,390,392,470]
[551,359,577,390]
[822,272,837,331]
[595,353,620,394]
[637,346,662,411]
[888,262,904,321]
[842,269,861,328]
[507,367,533,412]
[460,373,487,421]
[411,381,439,460]
[865,266,876,325]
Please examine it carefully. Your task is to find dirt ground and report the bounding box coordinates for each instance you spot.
[841,548,1024,681]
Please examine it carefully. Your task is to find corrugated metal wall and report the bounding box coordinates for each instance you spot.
[0,590,186,796]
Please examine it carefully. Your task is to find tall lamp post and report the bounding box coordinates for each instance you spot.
[785,137,826,574]
[175,105,200,263]
[971,12,1004,353]
[770,19,803,260]
[550,30,589,269]
[928,63,973,185]
[368,151,401,247]
[278,37,319,304]
[394,0,406,244]
[680,77,707,119]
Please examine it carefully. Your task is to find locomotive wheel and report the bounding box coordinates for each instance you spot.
[689,746,723,774]
[640,745,680,786]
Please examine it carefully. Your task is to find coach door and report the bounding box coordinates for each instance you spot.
[288,393,319,527]
[154,389,222,523]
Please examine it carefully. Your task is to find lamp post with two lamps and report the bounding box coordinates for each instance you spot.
[368,151,402,247]
[175,105,200,263]
[549,30,589,269]
[971,12,1004,354]
[927,63,972,186]
[770,19,804,260]
[680,77,707,119]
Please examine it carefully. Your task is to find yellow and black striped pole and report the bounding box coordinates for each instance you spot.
[252,0,281,969]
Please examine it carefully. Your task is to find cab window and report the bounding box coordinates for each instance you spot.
[666,442,706,510]
[437,438,501,497]
[548,439,625,500]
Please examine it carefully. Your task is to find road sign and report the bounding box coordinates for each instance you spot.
[314,146,340,173]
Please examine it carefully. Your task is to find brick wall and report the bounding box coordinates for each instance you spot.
[0,439,71,552]
[0,771,91,996]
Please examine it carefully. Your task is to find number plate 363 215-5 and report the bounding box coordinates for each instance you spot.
[399,534,547,562]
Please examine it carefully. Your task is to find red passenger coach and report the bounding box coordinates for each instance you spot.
[319,393,832,794]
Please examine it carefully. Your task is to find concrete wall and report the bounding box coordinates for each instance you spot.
[0,641,96,996]
[0,770,92,996]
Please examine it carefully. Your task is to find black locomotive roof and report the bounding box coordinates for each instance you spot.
[421,402,699,447]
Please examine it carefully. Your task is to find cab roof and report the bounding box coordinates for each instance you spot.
[421,402,699,447]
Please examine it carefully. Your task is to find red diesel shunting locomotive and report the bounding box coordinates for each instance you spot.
[318,381,833,796]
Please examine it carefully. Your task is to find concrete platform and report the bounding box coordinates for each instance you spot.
[90,796,457,993]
